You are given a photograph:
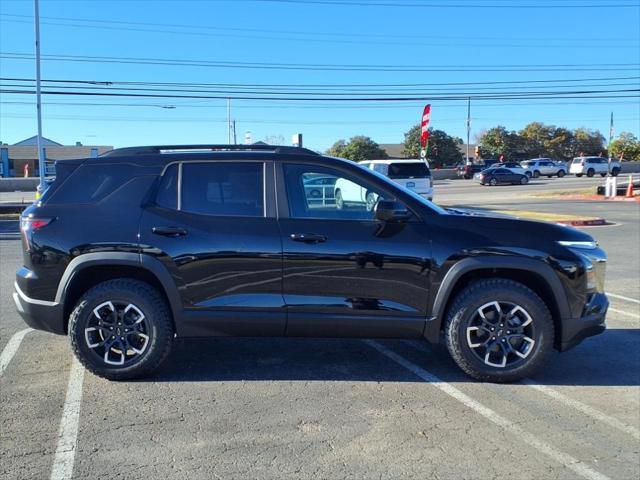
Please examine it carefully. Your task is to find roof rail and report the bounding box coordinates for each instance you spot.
[101,144,320,157]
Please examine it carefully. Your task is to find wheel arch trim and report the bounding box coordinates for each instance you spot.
[55,252,183,325]
[426,256,570,342]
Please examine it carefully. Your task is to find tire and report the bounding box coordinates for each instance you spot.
[525,171,532,178]
[335,189,344,209]
[444,278,554,383]
[533,170,540,178]
[611,168,620,177]
[587,169,595,177]
[489,178,498,186]
[69,279,174,381]
[520,176,528,185]
[365,191,377,212]
[557,170,565,178]
[576,174,583,177]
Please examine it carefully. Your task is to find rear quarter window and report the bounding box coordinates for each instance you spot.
[47,164,132,204]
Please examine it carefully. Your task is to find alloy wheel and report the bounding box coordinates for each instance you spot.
[84,301,150,366]
[465,301,536,368]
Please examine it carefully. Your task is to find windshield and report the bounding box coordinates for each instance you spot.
[572,158,584,164]
[387,162,430,179]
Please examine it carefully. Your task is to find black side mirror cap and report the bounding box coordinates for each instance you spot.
[374,199,411,222]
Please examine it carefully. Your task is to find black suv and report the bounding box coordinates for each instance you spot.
[14,145,608,382]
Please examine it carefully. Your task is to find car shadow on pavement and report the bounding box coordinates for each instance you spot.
[144,328,639,386]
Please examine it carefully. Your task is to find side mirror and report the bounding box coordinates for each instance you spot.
[374,199,411,222]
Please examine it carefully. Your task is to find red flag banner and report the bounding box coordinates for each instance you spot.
[420,104,431,149]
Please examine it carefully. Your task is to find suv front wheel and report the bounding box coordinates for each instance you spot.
[445,278,554,382]
[69,279,174,380]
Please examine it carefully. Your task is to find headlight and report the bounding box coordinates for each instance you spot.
[557,240,597,249]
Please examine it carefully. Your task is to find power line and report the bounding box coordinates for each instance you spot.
[235,0,640,8]
[2,87,638,101]
[2,52,639,72]
[3,80,639,96]
[2,17,637,49]
[3,75,639,88]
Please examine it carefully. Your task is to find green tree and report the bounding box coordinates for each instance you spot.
[519,122,555,158]
[610,132,640,161]
[401,124,422,158]
[326,139,347,157]
[478,126,522,159]
[571,128,606,158]
[402,124,463,166]
[327,136,388,162]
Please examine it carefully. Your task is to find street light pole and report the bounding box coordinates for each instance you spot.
[34,0,45,187]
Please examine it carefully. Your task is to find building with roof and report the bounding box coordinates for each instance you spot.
[0,136,113,177]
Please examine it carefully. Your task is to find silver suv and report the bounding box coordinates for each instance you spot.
[520,158,567,178]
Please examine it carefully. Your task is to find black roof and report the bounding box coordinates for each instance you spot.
[101,144,319,158]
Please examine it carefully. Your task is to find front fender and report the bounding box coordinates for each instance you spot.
[424,255,570,343]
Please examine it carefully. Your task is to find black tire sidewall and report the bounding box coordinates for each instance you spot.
[446,280,554,382]
[69,280,173,380]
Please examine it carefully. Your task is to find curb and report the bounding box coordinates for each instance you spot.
[555,218,607,227]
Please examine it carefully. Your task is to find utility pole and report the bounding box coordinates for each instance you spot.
[232,120,237,145]
[466,97,471,164]
[609,112,614,158]
[34,0,45,188]
[227,98,232,144]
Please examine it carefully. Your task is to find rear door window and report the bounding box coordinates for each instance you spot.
[180,162,264,217]
[387,163,430,179]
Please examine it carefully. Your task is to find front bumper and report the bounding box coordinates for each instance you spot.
[559,292,608,351]
[13,282,66,335]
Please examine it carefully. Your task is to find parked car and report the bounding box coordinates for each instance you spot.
[457,163,485,179]
[484,162,527,176]
[14,144,608,383]
[303,175,336,204]
[360,159,433,201]
[570,156,621,177]
[520,158,567,178]
[475,167,530,186]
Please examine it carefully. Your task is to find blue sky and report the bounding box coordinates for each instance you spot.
[1,0,639,151]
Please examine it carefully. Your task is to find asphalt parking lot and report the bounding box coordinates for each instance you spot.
[1,177,639,479]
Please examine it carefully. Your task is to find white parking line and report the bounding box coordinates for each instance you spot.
[0,328,33,377]
[403,340,640,438]
[50,357,85,480]
[607,293,640,305]
[365,340,610,480]
[608,307,640,319]
[521,380,640,441]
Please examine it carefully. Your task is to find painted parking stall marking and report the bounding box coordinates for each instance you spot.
[607,293,640,305]
[0,327,33,376]
[50,357,85,480]
[365,340,610,480]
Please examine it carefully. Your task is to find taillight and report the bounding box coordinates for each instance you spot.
[21,217,52,232]
[20,216,52,251]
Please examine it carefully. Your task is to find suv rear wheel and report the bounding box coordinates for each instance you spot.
[532,170,540,178]
[444,278,554,382]
[69,279,174,380]
[611,168,620,177]
[557,170,565,178]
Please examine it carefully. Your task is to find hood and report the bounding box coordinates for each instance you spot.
[437,209,594,248]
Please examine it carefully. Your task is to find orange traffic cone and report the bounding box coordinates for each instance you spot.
[626,175,634,198]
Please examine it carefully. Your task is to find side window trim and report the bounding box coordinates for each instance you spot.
[177,162,183,210]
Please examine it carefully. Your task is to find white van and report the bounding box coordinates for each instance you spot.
[360,159,434,201]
